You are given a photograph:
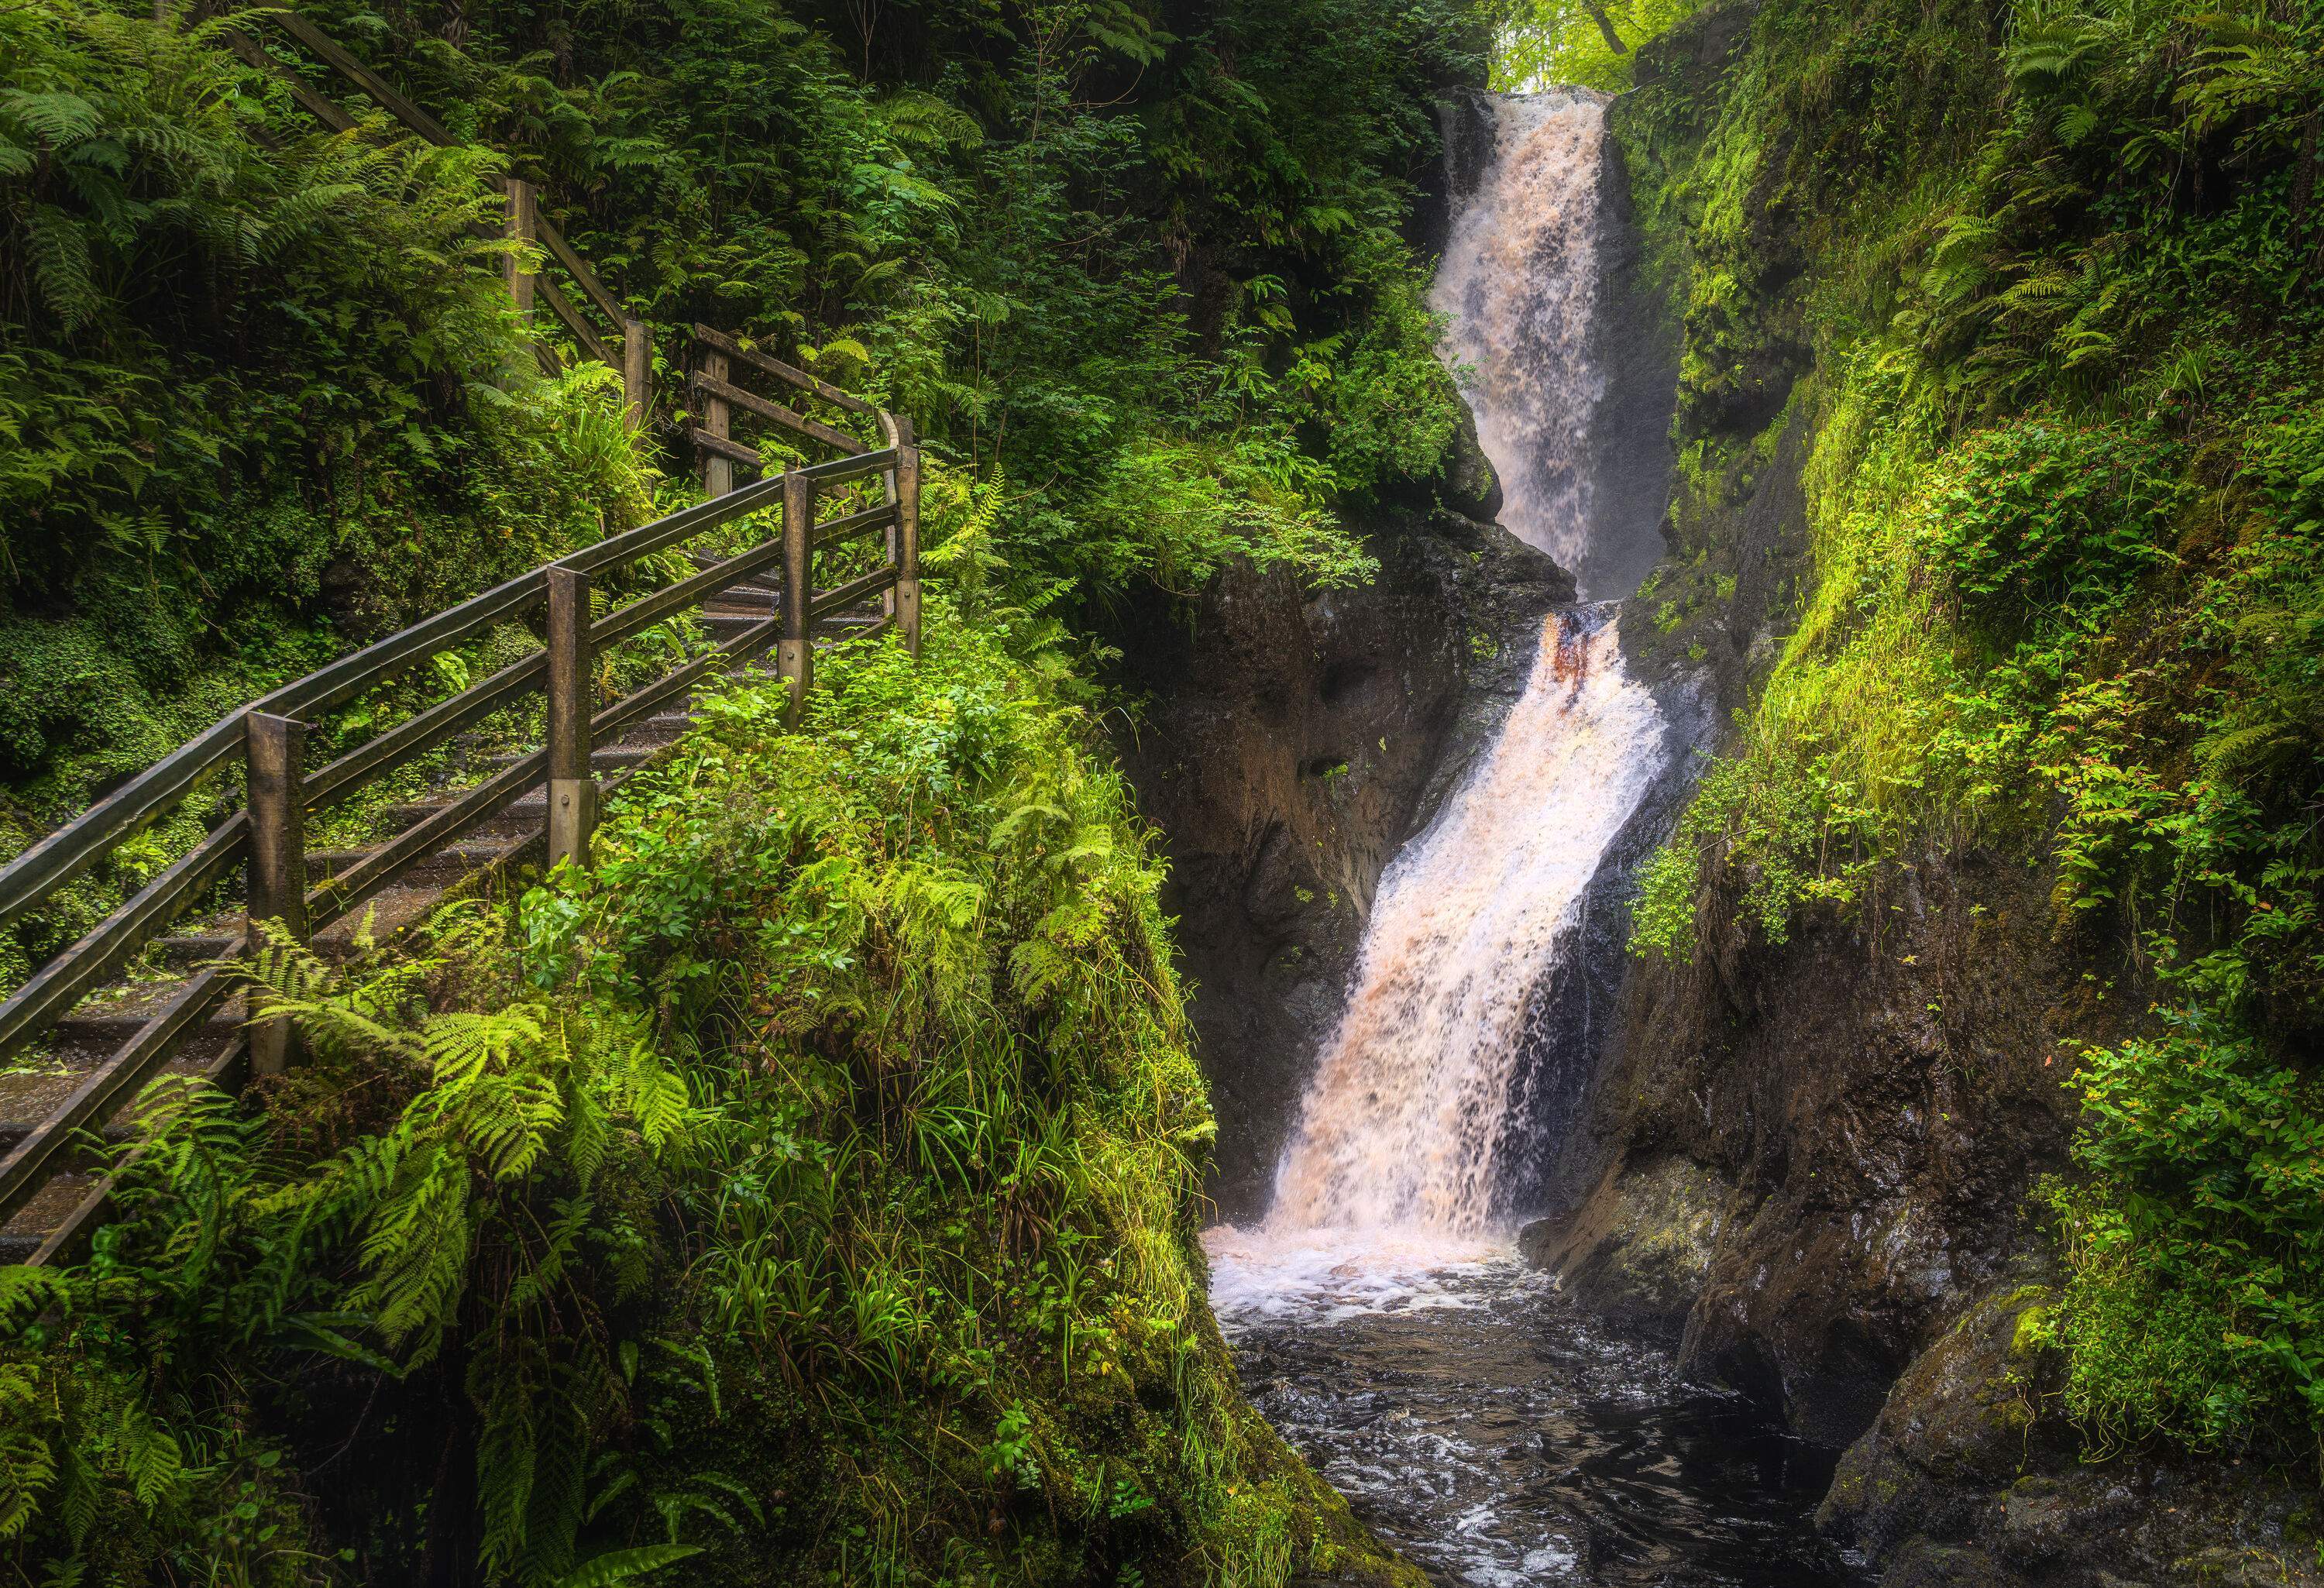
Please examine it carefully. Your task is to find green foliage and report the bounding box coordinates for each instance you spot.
[2037,1009,2324,1451]
[276,0,1477,613]
[0,0,647,644]
[0,620,1391,1586]
[1620,0,2324,1457]
[0,0,1480,1000]
[1490,0,1709,91]
[0,2,666,1005]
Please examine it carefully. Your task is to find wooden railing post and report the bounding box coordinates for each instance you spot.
[700,349,734,498]
[545,568,597,871]
[245,712,308,1078]
[501,178,538,315]
[894,414,921,660]
[780,470,813,727]
[621,318,650,431]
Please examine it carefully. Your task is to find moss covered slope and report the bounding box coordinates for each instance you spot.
[1604,0,2324,1497]
[0,617,1415,1586]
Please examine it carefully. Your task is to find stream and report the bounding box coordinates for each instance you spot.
[1207,1233,1844,1586]
[1202,88,1846,1585]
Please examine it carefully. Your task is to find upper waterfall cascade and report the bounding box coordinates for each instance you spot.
[1227,90,1673,1253]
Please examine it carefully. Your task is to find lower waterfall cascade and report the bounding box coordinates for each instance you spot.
[1263,606,1666,1237]
[1202,91,1842,1586]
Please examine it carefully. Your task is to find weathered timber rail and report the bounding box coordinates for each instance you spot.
[0,349,923,1266]
[224,9,651,415]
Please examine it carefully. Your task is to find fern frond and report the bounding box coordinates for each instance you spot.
[552,1545,702,1587]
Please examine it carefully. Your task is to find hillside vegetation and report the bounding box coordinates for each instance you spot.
[2,620,1412,1585]
[1617,0,2324,1466]
[0,0,1490,1582]
[0,0,1473,985]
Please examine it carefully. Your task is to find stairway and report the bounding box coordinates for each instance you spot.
[0,555,885,1266]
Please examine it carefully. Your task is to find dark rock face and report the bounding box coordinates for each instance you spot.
[1540,846,2094,1448]
[1580,96,1682,608]
[1114,504,1569,1222]
[1820,1285,2324,1587]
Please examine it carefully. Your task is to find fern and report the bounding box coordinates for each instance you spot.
[473,1347,541,1582]
[24,204,97,333]
[0,1266,65,1328]
[552,1545,702,1587]
[113,1404,183,1511]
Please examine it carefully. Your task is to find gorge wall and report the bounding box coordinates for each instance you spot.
[1116,483,1569,1222]
[1518,2,2324,1583]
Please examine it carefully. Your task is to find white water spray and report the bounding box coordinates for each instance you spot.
[1212,92,1673,1298]
[1434,90,1614,587]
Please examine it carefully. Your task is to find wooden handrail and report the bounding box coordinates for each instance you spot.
[812,566,901,620]
[690,325,873,416]
[0,10,930,1263]
[0,817,249,1066]
[590,538,791,651]
[266,11,459,147]
[538,277,614,370]
[691,373,866,456]
[304,651,548,813]
[0,473,786,933]
[0,432,900,1040]
[536,217,627,332]
[235,12,648,418]
[0,957,244,1225]
[814,503,899,550]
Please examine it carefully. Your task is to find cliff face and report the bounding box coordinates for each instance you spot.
[1518,4,2324,1583]
[1115,493,1569,1222]
[1537,843,2095,1443]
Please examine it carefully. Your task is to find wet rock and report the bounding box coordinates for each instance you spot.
[1438,402,1503,523]
[1543,840,2091,1449]
[1112,500,1569,1221]
[1517,1155,1725,1342]
[1817,1284,2324,1588]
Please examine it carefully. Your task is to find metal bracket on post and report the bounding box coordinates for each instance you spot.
[894,414,922,660]
[780,469,813,727]
[545,567,597,872]
[500,177,538,315]
[245,712,308,1078]
[700,348,734,499]
[621,318,650,432]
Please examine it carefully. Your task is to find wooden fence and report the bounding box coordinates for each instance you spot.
[224,9,649,418]
[0,376,922,1262]
[0,5,934,1266]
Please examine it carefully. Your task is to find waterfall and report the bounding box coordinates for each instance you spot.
[1268,608,1666,1232]
[1435,89,1626,596]
[1240,91,1673,1254]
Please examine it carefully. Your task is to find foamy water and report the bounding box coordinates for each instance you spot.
[1265,610,1669,1234]
[1433,91,1613,589]
[1204,1223,1519,1325]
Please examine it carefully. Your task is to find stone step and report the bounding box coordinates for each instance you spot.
[0,1168,100,1263]
[703,596,782,620]
[623,712,694,748]
[0,1012,244,1129]
[476,744,655,775]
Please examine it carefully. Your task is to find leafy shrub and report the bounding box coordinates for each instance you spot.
[0,617,1391,1586]
[1920,418,2184,634]
[2039,1009,2324,1449]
